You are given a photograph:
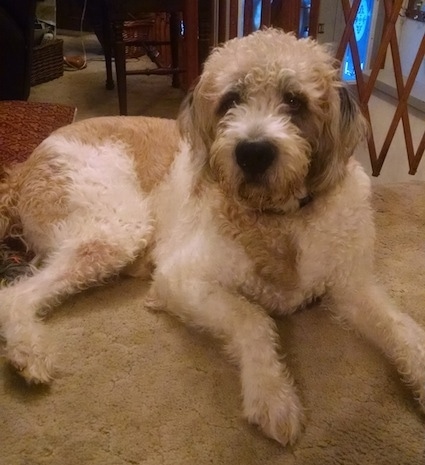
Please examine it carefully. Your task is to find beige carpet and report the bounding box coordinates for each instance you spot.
[0,181,424,465]
[28,33,185,121]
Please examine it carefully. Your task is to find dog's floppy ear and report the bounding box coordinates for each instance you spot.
[338,86,369,154]
[177,77,211,157]
[307,84,368,194]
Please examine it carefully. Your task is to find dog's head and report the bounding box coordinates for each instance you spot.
[178,28,368,213]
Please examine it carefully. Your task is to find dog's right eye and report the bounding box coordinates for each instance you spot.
[217,92,241,115]
[283,92,305,114]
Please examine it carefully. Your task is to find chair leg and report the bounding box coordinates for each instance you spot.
[114,39,128,115]
[182,0,199,90]
[101,11,114,90]
[170,12,180,89]
[105,58,114,91]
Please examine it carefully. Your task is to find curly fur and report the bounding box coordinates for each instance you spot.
[0,29,424,446]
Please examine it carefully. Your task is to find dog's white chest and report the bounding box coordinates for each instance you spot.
[220,190,373,315]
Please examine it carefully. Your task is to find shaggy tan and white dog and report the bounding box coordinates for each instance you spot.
[1,29,425,445]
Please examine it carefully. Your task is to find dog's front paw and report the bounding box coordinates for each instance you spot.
[243,384,304,446]
[5,341,55,384]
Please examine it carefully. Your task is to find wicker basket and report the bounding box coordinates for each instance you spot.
[123,16,155,58]
[31,38,64,86]
[122,13,172,65]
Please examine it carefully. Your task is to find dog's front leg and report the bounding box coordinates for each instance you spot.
[149,277,304,445]
[330,281,425,410]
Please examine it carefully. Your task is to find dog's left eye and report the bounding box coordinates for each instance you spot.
[217,91,241,115]
[283,93,304,113]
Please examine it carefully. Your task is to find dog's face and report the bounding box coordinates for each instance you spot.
[179,29,367,213]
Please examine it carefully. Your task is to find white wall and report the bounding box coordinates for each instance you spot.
[398,17,425,84]
[316,0,343,46]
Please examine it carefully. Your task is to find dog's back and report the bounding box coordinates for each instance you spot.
[0,116,180,243]
[55,116,180,192]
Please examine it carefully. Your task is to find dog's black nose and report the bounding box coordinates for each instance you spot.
[235,140,277,177]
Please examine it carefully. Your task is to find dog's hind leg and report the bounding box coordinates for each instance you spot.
[0,135,157,382]
[0,220,152,384]
[330,281,425,412]
[148,275,304,446]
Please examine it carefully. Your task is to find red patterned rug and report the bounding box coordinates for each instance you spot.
[0,100,76,166]
[0,100,76,284]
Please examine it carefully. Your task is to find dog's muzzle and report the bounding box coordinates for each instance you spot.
[235,140,277,179]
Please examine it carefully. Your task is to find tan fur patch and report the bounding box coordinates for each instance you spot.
[216,196,300,292]
[56,116,180,193]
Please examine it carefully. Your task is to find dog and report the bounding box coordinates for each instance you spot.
[1,29,424,446]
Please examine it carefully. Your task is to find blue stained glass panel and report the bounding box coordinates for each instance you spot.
[342,0,375,81]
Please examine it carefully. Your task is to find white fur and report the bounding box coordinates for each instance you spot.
[1,29,424,447]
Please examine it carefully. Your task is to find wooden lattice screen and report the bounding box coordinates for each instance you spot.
[221,0,425,176]
[334,0,425,176]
